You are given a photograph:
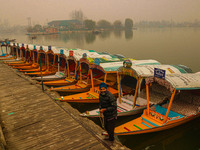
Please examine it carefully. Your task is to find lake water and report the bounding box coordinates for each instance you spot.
[1,27,200,72]
[1,28,200,149]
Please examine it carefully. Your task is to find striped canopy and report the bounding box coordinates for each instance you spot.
[145,73,200,92]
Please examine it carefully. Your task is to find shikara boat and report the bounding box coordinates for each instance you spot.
[3,43,22,63]
[49,53,91,93]
[20,46,46,72]
[25,46,58,76]
[7,44,27,65]
[0,41,9,57]
[14,46,38,69]
[40,51,78,86]
[112,73,200,135]
[33,53,67,81]
[11,45,32,67]
[0,43,17,60]
[80,62,191,117]
[54,59,161,103]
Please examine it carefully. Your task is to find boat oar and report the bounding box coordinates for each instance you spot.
[39,54,44,91]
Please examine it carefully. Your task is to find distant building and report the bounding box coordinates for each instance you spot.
[48,20,83,31]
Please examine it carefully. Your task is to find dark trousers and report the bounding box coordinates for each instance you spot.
[104,117,117,140]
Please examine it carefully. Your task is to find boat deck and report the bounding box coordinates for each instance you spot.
[0,63,128,150]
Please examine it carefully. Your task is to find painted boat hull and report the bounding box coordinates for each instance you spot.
[20,66,46,72]
[33,72,66,81]
[18,63,39,70]
[25,69,57,76]
[113,111,200,136]
[55,87,118,103]
[80,97,153,117]
[41,77,77,86]
[50,83,91,94]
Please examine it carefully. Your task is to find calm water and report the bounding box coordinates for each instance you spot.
[1,28,200,149]
[1,27,200,72]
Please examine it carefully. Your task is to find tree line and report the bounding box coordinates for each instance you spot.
[84,18,133,30]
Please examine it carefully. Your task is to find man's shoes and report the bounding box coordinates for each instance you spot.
[103,136,114,141]
[102,131,108,136]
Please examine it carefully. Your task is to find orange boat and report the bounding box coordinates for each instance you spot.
[9,45,32,67]
[25,46,58,76]
[49,53,92,93]
[41,50,78,86]
[13,46,38,69]
[19,46,46,72]
[113,73,200,136]
[55,58,118,103]
[1,43,18,61]
[4,43,22,63]
[8,44,27,65]
[33,53,67,81]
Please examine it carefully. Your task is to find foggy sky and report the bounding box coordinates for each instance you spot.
[0,0,200,26]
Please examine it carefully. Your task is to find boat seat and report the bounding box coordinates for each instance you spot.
[154,105,184,118]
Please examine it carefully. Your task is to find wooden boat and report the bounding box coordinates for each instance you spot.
[112,73,200,135]
[54,59,161,103]
[54,58,119,103]
[11,45,32,67]
[0,43,17,60]
[80,63,191,117]
[7,44,27,65]
[25,46,58,76]
[40,51,78,86]
[49,53,91,93]
[33,53,67,81]
[19,47,46,72]
[0,41,9,57]
[3,43,22,63]
[13,46,38,69]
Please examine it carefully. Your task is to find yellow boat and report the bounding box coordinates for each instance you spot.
[49,53,92,93]
[20,47,46,72]
[7,44,27,65]
[4,43,23,63]
[55,58,120,103]
[9,44,31,66]
[13,46,38,69]
[1,43,18,61]
[25,46,58,76]
[113,73,200,135]
[32,53,67,81]
[41,50,78,86]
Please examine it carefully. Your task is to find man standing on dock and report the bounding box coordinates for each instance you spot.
[99,82,117,141]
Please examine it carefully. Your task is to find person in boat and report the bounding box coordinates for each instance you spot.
[99,82,117,141]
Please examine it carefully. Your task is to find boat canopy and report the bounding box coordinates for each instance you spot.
[101,59,160,72]
[118,64,191,80]
[145,73,200,92]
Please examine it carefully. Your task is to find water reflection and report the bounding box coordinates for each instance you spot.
[125,29,133,40]
[84,32,96,44]
[113,30,123,39]
[98,30,112,40]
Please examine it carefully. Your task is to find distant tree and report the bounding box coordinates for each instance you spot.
[32,24,42,32]
[97,20,112,29]
[113,20,123,29]
[125,18,133,29]
[84,20,96,30]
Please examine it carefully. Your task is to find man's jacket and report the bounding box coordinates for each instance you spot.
[99,91,117,119]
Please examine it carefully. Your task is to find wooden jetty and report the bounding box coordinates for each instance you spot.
[0,62,128,150]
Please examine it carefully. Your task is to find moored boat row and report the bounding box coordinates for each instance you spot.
[1,41,199,138]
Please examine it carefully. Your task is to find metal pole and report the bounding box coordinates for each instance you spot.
[40,55,44,91]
